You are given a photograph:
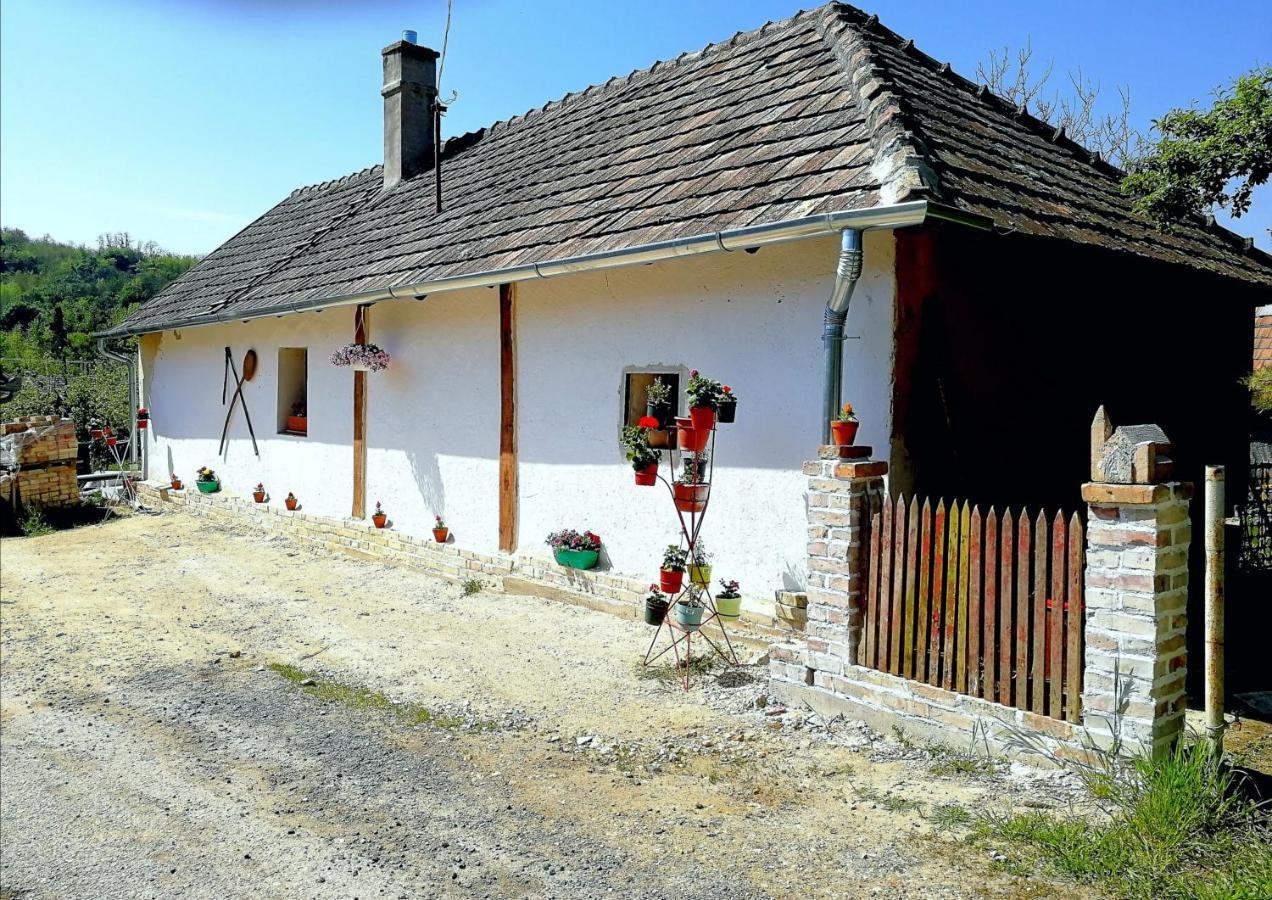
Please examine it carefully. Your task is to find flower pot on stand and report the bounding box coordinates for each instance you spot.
[433,527,449,543]
[674,418,709,453]
[673,483,709,513]
[830,419,859,446]
[689,406,716,431]
[634,463,658,486]
[688,563,713,587]
[674,602,704,632]
[659,568,684,594]
[372,513,387,528]
[716,397,737,424]
[554,547,599,570]
[715,595,742,619]
[644,597,669,626]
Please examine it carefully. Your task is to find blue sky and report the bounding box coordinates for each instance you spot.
[2,0,1268,255]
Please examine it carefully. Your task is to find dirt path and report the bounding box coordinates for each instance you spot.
[1,512,1083,898]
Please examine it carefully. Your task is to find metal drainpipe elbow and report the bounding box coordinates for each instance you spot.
[821,229,864,444]
[96,337,140,468]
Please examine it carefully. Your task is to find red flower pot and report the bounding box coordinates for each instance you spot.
[285,497,298,511]
[689,406,716,431]
[372,513,387,528]
[830,420,859,446]
[675,418,709,453]
[253,491,266,504]
[170,480,183,491]
[659,568,684,594]
[433,527,449,543]
[634,463,658,486]
[673,482,709,513]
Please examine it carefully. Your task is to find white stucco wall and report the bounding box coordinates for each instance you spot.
[140,230,896,598]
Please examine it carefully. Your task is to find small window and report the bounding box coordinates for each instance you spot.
[278,348,308,435]
[624,370,681,448]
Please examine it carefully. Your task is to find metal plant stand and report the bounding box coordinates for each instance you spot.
[641,424,740,690]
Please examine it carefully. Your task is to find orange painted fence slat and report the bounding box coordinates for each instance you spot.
[860,495,1084,722]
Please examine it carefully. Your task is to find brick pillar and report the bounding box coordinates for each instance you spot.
[1081,481,1192,758]
[802,444,888,670]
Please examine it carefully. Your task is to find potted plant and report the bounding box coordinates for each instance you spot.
[674,416,709,453]
[195,466,220,494]
[830,402,860,446]
[716,384,737,424]
[715,579,742,620]
[621,424,660,486]
[170,474,183,491]
[685,369,722,431]
[659,545,688,593]
[644,584,670,626]
[253,482,267,503]
[674,595,705,632]
[645,377,675,429]
[672,453,710,513]
[432,514,449,543]
[688,540,713,587]
[286,402,307,436]
[372,501,388,528]
[546,529,602,570]
[329,342,392,372]
[285,492,299,511]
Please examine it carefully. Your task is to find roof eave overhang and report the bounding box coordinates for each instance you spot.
[104,199,992,338]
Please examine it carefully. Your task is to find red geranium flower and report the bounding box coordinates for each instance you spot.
[638,415,659,428]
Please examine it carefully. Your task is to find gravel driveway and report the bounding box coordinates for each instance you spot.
[1,512,1081,898]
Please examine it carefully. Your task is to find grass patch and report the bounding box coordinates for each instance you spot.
[893,724,999,777]
[929,802,974,832]
[268,662,483,730]
[854,784,921,813]
[635,655,714,683]
[460,578,483,596]
[977,740,1272,899]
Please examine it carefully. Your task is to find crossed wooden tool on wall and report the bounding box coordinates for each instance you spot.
[219,347,259,457]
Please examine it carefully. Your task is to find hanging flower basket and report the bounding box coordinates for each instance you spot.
[330,343,391,372]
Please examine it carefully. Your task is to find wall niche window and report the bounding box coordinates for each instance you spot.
[278,348,308,436]
[624,370,681,448]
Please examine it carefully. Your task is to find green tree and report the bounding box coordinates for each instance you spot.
[1123,66,1272,231]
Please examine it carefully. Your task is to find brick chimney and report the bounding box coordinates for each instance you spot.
[381,33,439,189]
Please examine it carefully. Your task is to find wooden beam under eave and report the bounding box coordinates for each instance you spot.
[352,304,369,520]
[499,283,518,552]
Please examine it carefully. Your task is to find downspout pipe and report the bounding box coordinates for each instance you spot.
[95,337,139,469]
[821,229,864,444]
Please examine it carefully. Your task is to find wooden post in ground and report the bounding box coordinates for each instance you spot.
[499,283,517,553]
[352,304,369,520]
[1204,465,1226,754]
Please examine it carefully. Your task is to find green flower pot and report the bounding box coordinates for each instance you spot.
[715,596,742,619]
[644,598,669,626]
[196,479,220,494]
[675,601,704,632]
[553,547,599,570]
[688,564,712,587]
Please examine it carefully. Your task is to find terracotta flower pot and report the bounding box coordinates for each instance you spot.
[659,568,684,594]
[673,482,709,513]
[634,463,658,486]
[286,415,307,435]
[285,497,298,511]
[830,419,859,446]
[675,418,709,453]
[372,513,387,528]
[689,405,716,431]
[433,527,449,543]
[170,480,183,491]
[253,491,266,504]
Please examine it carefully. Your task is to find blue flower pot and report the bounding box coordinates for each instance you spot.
[675,601,704,632]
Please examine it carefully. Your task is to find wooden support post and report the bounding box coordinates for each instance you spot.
[499,283,517,552]
[352,304,369,520]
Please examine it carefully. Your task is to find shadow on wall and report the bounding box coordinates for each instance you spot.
[405,448,446,522]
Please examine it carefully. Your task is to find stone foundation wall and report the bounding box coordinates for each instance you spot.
[137,481,791,642]
[1,416,79,507]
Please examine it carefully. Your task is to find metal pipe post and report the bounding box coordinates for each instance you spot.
[1204,465,1225,753]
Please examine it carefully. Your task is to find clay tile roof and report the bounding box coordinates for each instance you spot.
[110,2,1272,336]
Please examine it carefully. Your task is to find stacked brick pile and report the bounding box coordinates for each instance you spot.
[0,416,79,507]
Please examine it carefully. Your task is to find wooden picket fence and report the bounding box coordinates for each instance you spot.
[861,495,1085,722]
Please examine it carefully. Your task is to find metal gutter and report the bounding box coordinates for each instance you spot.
[106,200,955,337]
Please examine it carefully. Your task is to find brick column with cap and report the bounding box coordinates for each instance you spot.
[1081,481,1192,759]
[800,444,888,675]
